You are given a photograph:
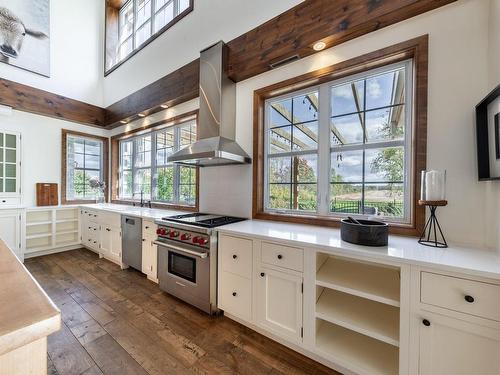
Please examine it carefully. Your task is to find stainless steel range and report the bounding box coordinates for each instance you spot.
[154,213,245,314]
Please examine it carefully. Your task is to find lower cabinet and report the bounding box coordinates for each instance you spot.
[418,311,500,375]
[100,224,122,263]
[0,209,22,260]
[142,239,158,282]
[219,271,252,321]
[256,266,303,343]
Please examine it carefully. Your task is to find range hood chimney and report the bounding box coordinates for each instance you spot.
[168,41,251,167]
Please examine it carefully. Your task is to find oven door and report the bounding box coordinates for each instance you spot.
[155,240,211,312]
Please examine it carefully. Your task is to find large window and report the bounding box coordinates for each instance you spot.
[112,0,192,69]
[118,119,197,206]
[63,131,108,203]
[264,61,412,222]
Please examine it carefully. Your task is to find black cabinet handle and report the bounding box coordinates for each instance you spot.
[142,238,146,242]
[232,292,237,297]
[260,272,265,277]
[422,319,431,327]
[145,226,150,229]
[277,254,283,260]
[232,254,237,259]
[106,228,111,232]
[464,295,475,303]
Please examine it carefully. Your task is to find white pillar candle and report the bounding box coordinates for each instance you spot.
[425,170,445,201]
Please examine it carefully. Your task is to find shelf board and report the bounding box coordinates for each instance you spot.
[316,288,399,347]
[316,257,400,307]
[316,319,399,375]
[55,230,79,236]
[26,233,53,240]
[26,221,52,227]
[25,245,54,253]
[55,219,78,224]
[55,240,80,247]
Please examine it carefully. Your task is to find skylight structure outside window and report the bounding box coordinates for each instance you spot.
[264,60,413,222]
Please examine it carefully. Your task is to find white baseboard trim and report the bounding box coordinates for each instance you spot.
[24,244,83,259]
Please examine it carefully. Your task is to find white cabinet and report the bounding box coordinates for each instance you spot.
[141,220,158,282]
[256,266,303,342]
[0,209,22,260]
[0,131,22,207]
[100,224,121,263]
[418,311,500,375]
[142,239,158,283]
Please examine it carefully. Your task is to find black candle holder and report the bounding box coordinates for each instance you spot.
[418,200,448,248]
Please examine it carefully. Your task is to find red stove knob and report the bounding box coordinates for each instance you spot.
[181,233,191,241]
[160,228,168,236]
[156,228,162,235]
[169,231,179,238]
[199,238,209,245]
[192,236,200,244]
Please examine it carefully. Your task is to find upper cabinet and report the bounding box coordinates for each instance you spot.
[0,131,21,207]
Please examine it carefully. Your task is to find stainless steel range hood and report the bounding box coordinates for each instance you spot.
[168,41,251,167]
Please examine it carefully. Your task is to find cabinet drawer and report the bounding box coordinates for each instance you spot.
[421,272,500,321]
[219,271,252,321]
[142,220,157,239]
[98,212,121,228]
[261,242,303,272]
[219,235,253,279]
[0,197,21,207]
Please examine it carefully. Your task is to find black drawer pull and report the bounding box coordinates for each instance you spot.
[277,254,283,260]
[232,254,237,259]
[145,226,150,229]
[422,319,431,327]
[106,228,111,232]
[260,272,265,277]
[232,292,237,297]
[464,295,475,303]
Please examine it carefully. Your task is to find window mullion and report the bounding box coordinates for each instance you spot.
[317,83,330,215]
[151,132,157,201]
[131,138,137,199]
[173,127,180,204]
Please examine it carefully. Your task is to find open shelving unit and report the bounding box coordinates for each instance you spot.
[25,207,80,254]
[315,253,401,375]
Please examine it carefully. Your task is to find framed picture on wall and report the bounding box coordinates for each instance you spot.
[0,0,50,77]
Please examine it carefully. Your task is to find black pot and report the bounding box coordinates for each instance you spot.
[340,219,389,247]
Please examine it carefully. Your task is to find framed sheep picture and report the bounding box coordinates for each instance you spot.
[0,0,50,77]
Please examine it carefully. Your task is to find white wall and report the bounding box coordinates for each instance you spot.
[103,0,303,106]
[196,0,496,248]
[489,0,500,89]
[0,0,104,106]
[0,110,108,207]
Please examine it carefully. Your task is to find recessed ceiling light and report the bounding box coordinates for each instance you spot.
[313,41,326,51]
[160,104,169,109]
[138,113,146,118]
[120,120,127,124]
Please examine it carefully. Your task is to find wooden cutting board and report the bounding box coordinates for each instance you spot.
[36,183,58,206]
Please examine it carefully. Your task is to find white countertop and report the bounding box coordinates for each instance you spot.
[80,203,187,221]
[217,219,500,279]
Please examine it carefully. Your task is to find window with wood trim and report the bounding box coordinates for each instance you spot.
[118,118,197,206]
[106,0,193,74]
[62,130,109,204]
[254,36,428,234]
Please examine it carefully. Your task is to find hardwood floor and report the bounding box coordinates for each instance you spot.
[25,249,341,375]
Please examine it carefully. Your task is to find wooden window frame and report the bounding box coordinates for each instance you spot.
[110,110,199,212]
[105,0,194,76]
[61,129,110,205]
[253,36,429,236]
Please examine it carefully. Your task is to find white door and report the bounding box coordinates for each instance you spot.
[100,225,112,258]
[142,239,152,276]
[256,267,303,342]
[0,210,21,260]
[108,226,122,262]
[80,209,89,244]
[419,312,500,375]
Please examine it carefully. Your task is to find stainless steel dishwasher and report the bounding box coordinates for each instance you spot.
[121,215,142,271]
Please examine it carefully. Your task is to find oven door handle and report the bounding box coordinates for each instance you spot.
[153,240,208,259]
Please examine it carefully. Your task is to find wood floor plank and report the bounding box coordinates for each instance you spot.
[25,249,341,375]
[47,323,96,375]
[69,319,107,346]
[83,334,148,375]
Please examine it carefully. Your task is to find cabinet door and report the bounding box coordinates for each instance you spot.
[99,226,112,257]
[419,312,500,375]
[0,131,21,198]
[142,238,151,275]
[0,210,21,260]
[256,267,303,342]
[108,226,122,262]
